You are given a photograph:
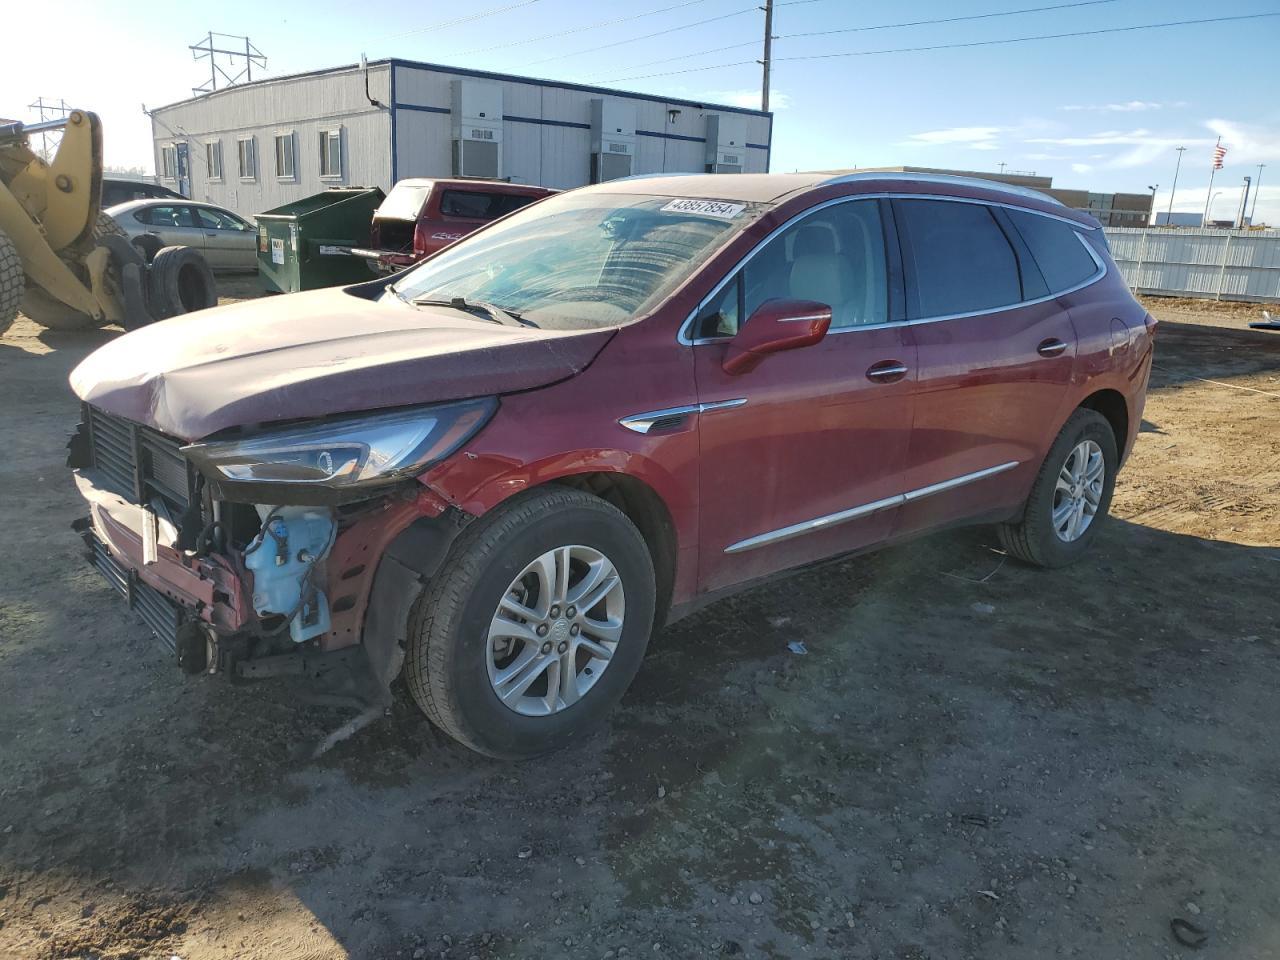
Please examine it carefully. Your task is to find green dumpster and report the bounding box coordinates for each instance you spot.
[255,187,385,293]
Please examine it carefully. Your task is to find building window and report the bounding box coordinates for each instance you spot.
[274,132,295,180]
[206,140,223,182]
[319,129,343,179]
[160,145,177,180]
[237,137,256,180]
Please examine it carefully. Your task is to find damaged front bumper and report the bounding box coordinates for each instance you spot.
[73,467,255,672]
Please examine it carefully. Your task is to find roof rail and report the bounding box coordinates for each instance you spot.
[818,171,1065,207]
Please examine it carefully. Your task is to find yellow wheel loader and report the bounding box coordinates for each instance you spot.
[0,109,215,337]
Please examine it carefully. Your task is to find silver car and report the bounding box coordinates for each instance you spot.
[107,199,257,272]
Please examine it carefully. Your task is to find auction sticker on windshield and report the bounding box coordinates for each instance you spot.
[661,198,746,220]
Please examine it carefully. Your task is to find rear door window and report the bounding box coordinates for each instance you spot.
[1007,209,1100,292]
[893,199,1022,318]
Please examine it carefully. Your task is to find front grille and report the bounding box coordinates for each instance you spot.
[86,405,197,518]
[90,536,181,652]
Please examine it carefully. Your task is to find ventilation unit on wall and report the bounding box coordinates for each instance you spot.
[590,98,637,183]
[704,114,747,174]
[451,79,503,179]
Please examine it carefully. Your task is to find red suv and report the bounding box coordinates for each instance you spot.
[354,177,557,274]
[68,172,1154,759]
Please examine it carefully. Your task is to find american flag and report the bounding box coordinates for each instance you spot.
[1212,144,1227,170]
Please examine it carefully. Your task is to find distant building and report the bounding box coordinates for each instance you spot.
[148,58,772,217]
[1153,212,1204,227]
[813,165,1153,227]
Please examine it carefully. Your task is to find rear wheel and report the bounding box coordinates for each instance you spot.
[997,408,1117,568]
[0,229,22,337]
[405,488,656,759]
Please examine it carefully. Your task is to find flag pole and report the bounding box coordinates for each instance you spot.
[1203,135,1221,225]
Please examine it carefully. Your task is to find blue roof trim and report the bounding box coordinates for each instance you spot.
[638,129,702,143]
[388,58,770,119]
[396,103,451,115]
[391,107,770,145]
[504,115,592,130]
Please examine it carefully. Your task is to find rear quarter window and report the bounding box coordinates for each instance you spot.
[1007,209,1100,293]
[441,190,501,219]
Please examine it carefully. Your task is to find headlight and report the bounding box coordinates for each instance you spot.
[183,398,496,502]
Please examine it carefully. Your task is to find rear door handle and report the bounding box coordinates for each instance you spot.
[1037,338,1068,358]
[866,360,909,383]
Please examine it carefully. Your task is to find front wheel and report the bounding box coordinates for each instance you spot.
[997,408,1118,568]
[405,487,656,759]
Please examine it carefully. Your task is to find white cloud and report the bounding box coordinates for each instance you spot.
[1061,100,1178,113]
[1071,163,1094,174]
[705,89,791,110]
[901,125,1003,150]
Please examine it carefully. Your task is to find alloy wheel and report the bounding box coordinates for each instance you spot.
[1052,439,1105,542]
[486,545,626,717]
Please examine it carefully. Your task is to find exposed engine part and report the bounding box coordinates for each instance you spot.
[244,506,337,643]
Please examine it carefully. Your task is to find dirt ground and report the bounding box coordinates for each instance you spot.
[0,290,1277,960]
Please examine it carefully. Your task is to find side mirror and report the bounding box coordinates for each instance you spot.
[722,299,832,375]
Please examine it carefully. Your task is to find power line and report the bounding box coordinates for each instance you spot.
[461,0,718,55]
[525,5,758,66]
[597,12,1280,82]
[787,0,1122,39]
[375,0,545,43]
[585,0,1125,78]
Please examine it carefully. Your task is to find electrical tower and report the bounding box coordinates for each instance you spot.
[26,97,72,162]
[189,32,267,96]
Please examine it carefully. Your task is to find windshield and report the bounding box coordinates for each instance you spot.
[386,192,767,330]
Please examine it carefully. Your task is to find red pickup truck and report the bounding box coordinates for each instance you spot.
[354,178,557,274]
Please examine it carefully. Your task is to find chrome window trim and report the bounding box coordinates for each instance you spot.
[678,193,1105,346]
[618,398,746,435]
[723,460,1019,554]
[818,171,1067,208]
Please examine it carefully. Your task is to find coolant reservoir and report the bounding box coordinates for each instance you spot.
[243,507,336,643]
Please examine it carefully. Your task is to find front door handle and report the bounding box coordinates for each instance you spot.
[1037,338,1068,358]
[866,360,909,383]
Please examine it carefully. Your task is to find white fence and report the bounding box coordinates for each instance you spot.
[1103,227,1280,303]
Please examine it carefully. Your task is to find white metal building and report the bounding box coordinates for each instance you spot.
[149,58,774,217]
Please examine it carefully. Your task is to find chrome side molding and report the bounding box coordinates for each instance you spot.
[724,460,1019,554]
[619,398,746,435]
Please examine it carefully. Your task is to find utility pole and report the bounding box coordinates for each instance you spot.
[759,0,774,112]
[1203,135,1222,226]
[997,161,1007,175]
[1250,163,1265,225]
[189,32,267,96]
[1237,176,1252,228]
[26,97,71,162]
[1166,145,1185,225]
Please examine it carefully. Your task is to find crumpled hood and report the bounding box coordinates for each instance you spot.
[70,287,615,440]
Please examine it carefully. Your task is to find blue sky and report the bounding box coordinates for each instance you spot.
[11,0,1280,222]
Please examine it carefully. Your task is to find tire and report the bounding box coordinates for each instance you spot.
[18,213,127,331]
[997,408,1118,568]
[0,229,22,337]
[405,487,657,759]
[147,245,217,319]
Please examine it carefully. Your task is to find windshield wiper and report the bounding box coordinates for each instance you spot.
[410,296,538,328]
